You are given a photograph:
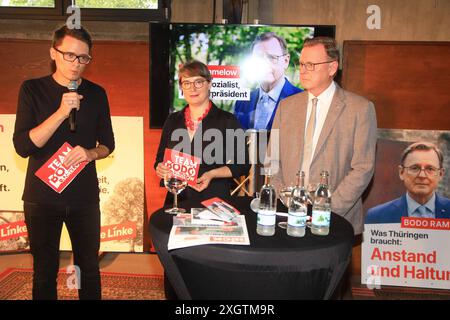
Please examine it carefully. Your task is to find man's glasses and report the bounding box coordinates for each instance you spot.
[181,79,207,90]
[299,60,335,71]
[402,165,442,176]
[53,47,92,65]
[254,53,287,64]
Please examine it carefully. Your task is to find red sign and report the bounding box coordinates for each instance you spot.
[208,65,240,79]
[401,217,450,230]
[0,221,28,241]
[35,142,87,193]
[163,149,200,187]
[100,221,137,242]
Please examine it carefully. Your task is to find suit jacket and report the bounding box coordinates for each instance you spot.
[267,83,378,234]
[233,78,302,130]
[365,193,450,224]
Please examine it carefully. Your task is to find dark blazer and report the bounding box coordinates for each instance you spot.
[365,193,450,224]
[233,78,302,130]
[155,103,250,204]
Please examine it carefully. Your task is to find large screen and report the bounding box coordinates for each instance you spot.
[149,23,335,128]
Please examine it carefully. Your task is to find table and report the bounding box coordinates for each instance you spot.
[150,196,354,300]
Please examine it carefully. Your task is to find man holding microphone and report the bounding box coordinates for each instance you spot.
[13,25,115,300]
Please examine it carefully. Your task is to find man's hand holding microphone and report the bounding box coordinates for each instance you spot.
[58,91,83,119]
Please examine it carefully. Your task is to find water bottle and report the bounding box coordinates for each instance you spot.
[287,171,308,237]
[311,171,332,236]
[257,173,276,236]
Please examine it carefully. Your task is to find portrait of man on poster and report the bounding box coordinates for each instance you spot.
[366,142,450,224]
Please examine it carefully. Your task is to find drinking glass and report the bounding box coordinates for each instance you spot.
[164,172,187,214]
[278,185,294,229]
[250,192,260,213]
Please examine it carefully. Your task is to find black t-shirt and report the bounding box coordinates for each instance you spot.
[13,75,115,206]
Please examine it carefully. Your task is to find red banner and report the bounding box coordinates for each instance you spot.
[100,221,137,242]
[208,65,240,78]
[401,217,450,230]
[0,221,28,241]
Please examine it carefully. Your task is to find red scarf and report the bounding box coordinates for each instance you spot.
[184,101,212,131]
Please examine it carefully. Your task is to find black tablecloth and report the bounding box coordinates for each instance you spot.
[150,196,354,300]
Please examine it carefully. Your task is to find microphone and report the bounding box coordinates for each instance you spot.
[67,80,78,132]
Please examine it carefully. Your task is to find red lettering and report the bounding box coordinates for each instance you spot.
[49,175,59,184]
[371,247,382,260]
[55,167,66,177]
[402,217,450,230]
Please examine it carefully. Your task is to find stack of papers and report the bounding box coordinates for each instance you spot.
[201,197,240,222]
[167,199,250,250]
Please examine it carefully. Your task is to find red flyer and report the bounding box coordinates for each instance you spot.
[163,149,201,187]
[35,142,88,193]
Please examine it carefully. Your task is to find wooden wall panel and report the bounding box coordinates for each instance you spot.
[342,41,450,130]
[0,40,51,113]
[271,0,450,46]
[0,39,166,250]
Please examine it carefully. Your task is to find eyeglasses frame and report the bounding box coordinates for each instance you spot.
[299,60,335,71]
[401,165,443,176]
[53,47,92,65]
[180,79,208,90]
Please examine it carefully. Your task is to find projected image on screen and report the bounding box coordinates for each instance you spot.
[170,25,312,113]
[149,23,335,128]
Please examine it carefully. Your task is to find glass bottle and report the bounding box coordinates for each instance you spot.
[287,171,308,237]
[257,172,276,236]
[311,171,332,236]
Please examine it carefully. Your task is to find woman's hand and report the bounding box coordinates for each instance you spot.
[156,162,170,180]
[191,171,214,192]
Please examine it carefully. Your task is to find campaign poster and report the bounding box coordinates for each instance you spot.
[0,114,29,252]
[168,24,314,113]
[362,218,450,290]
[0,115,144,253]
[0,114,29,212]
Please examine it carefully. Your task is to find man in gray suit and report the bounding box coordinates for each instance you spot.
[267,37,377,235]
